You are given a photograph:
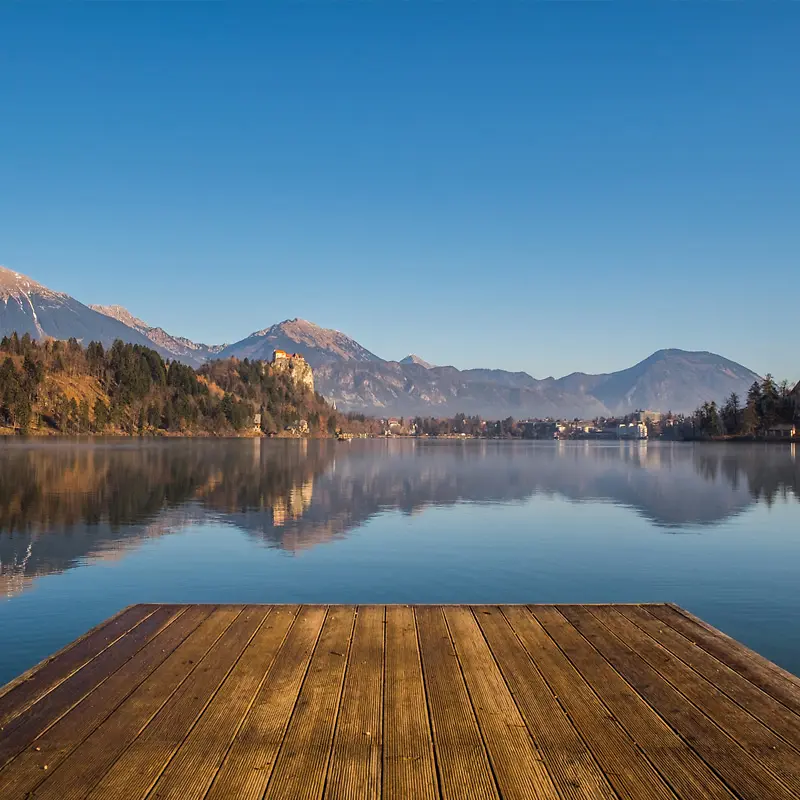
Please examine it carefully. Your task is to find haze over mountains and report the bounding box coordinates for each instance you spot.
[1,265,762,418]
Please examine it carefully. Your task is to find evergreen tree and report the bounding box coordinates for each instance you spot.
[77,399,91,432]
[694,401,723,438]
[68,399,79,433]
[163,400,176,432]
[13,393,32,430]
[721,392,742,435]
[743,381,762,434]
[760,374,779,431]
[94,399,110,431]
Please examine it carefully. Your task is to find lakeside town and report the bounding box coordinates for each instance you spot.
[370,406,798,441]
[357,375,800,442]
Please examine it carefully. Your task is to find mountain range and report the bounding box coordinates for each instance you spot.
[1,265,762,418]
[88,304,226,367]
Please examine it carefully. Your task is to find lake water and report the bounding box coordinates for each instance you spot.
[1,438,799,686]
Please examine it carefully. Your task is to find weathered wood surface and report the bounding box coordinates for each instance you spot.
[1,604,799,799]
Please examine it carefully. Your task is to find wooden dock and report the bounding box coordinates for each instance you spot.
[1,605,800,799]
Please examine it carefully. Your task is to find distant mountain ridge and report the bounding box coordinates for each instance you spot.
[0,265,764,418]
[400,354,435,369]
[0,266,169,356]
[312,350,760,418]
[218,318,381,367]
[90,304,225,367]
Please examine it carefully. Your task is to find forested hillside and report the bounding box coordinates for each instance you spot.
[0,333,344,436]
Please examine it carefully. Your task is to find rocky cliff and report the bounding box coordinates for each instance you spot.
[272,355,315,394]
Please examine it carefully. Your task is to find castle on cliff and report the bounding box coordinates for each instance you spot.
[271,349,314,393]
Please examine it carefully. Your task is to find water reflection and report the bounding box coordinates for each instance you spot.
[1,439,798,598]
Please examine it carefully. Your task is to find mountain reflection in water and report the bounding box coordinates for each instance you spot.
[0,439,798,599]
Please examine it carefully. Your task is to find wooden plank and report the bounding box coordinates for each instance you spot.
[619,605,800,748]
[668,604,800,689]
[589,606,800,795]
[650,605,800,716]
[0,605,156,728]
[82,605,267,800]
[443,607,561,800]
[0,605,179,771]
[473,606,617,800]
[0,606,209,800]
[1,603,797,800]
[29,607,241,800]
[204,606,328,800]
[144,606,297,800]
[324,606,385,800]
[415,605,497,800]
[263,606,356,800]
[559,605,797,800]
[524,606,731,800]
[382,606,438,800]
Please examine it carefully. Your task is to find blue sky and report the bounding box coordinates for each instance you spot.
[1,5,798,381]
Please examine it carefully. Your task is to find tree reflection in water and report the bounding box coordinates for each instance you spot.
[1,440,798,597]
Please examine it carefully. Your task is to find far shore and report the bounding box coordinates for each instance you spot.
[1,428,797,444]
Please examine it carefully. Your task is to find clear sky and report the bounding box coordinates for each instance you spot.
[1,5,798,381]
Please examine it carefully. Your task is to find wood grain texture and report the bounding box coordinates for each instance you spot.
[382,606,438,800]
[83,606,266,800]
[473,606,617,800]
[589,606,800,795]
[204,606,327,800]
[0,605,156,722]
[652,604,800,716]
[30,606,240,800]
[0,605,179,772]
[147,606,298,800]
[1,603,799,800]
[560,605,797,800]
[443,606,560,800]
[618,605,800,748]
[0,606,210,800]
[325,606,385,800]
[667,604,800,689]
[263,606,356,800]
[415,605,497,800]
[528,606,733,800]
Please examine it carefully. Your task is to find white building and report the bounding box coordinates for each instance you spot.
[618,421,648,440]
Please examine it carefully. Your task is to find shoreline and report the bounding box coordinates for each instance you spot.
[0,427,333,440]
[1,429,797,444]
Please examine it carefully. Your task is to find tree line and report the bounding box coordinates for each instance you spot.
[0,332,341,436]
[689,375,798,438]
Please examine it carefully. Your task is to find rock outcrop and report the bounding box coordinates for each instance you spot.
[272,354,315,394]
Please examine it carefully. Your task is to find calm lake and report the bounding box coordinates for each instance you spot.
[1,438,799,685]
